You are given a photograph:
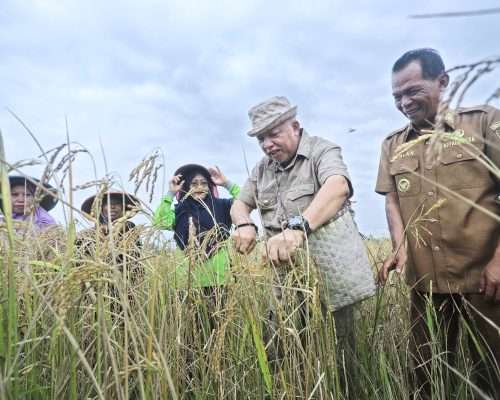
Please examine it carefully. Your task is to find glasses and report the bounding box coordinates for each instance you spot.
[190,179,209,188]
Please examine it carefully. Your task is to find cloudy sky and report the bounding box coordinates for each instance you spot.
[0,0,499,234]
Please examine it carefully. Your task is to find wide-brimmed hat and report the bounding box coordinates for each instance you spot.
[173,164,219,199]
[247,96,298,137]
[1,175,58,211]
[81,191,140,216]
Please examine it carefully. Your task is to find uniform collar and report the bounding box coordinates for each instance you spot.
[267,129,311,171]
[403,109,457,142]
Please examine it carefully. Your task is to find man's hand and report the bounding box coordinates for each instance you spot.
[233,225,257,254]
[480,258,500,303]
[208,166,227,186]
[378,247,407,285]
[263,229,305,265]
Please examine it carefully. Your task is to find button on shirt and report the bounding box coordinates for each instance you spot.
[238,130,352,237]
[376,105,500,293]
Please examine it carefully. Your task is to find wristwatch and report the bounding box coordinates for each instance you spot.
[287,215,312,236]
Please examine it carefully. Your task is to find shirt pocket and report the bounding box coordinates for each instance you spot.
[256,190,277,211]
[389,158,420,197]
[256,189,278,230]
[438,147,490,190]
[286,183,315,215]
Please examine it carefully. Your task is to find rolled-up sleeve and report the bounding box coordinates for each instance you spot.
[236,165,258,209]
[315,145,353,196]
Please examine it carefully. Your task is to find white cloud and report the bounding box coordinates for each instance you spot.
[0,0,499,234]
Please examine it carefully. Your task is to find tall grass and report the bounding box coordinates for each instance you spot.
[0,217,496,399]
[1,57,499,399]
[0,158,498,400]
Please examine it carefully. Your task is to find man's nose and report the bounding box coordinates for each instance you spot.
[262,137,274,149]
[401,95,413,109]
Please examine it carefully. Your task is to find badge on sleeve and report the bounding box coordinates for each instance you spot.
[398,178,411,193]
[491,121,500,139]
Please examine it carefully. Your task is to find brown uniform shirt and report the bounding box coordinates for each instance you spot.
[376,105,500,293]
[238,130,352,237]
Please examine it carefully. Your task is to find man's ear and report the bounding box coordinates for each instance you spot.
[439,73,450,90]
[291,119,301,131]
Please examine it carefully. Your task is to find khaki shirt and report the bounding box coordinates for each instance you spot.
[376,105,500,293]
[238,130,352,237]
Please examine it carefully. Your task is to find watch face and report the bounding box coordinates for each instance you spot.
[288,216,304,228]
[288,215,311,234]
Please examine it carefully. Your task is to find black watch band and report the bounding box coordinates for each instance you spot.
[287,216,312,236]
[235,222,258,233]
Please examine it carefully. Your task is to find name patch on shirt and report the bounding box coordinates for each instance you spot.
[393,150,415,160]
[443,134,475,149]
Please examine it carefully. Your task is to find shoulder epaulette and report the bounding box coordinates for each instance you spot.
[456,104,490,114]
[385,125,408,140]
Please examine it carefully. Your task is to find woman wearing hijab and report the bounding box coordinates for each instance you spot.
[153,164,240,289]
[1,175,58,230]
[0,176,62,298]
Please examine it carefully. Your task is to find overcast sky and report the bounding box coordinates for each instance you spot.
[0,0,499,234]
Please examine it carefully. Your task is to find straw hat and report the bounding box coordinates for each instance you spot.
[81,191,140,216]
[1,175,58,211]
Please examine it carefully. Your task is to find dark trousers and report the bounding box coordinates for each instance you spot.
[410,290,500,399]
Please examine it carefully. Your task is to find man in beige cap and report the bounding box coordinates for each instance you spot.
[231,96,376,375]
[232,96,353,259]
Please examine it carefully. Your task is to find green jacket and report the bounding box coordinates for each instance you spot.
[153,182,240,288]
[170,247,231,288]
[153,182,240,230]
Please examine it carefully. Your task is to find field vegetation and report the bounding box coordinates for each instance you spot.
[1,57,499,399]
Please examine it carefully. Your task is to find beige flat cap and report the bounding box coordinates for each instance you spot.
[247,96,297,137]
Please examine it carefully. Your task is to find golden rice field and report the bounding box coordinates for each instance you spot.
[0,224,494,400]
[1,107,499,399]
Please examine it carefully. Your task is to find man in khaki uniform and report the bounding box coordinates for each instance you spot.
[231,96,375,382]
[376,48,500,399]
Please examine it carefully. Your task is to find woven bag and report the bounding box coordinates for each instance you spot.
[307,208,376,311]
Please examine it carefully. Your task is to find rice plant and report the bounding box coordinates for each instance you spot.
[0,57,499,399]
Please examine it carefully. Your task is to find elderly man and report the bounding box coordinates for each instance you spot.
[376,48,500,399]
[231,96,375,360]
